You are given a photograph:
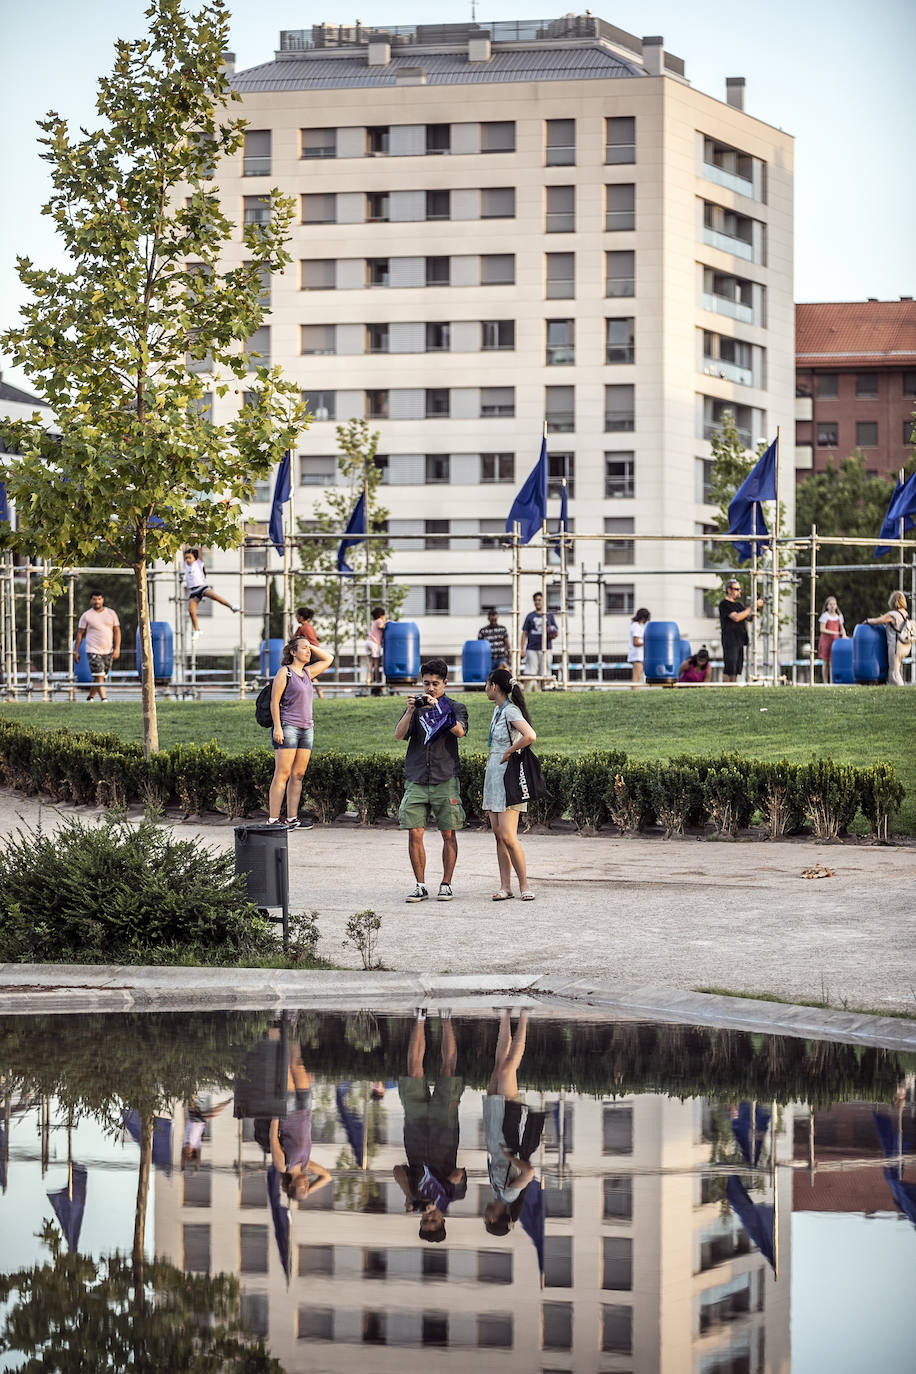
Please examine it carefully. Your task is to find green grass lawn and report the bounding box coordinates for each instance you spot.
[3,685,912,830]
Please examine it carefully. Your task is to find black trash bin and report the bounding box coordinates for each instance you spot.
[235,824,289,948]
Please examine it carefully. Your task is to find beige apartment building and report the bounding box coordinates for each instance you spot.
[188,15,795,666]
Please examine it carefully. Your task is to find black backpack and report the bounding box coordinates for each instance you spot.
[255,667,288,727]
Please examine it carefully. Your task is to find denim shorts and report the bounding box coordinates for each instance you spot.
[273,724,314,751]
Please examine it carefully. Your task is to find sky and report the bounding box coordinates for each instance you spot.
[1,0,914,392]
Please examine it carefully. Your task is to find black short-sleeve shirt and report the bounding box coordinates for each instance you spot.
[400,694,469,784]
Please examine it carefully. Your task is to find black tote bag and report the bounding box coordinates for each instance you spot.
[503,748,549,805]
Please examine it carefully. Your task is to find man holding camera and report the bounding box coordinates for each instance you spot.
[718,580,764,683]
[394,658,469,903]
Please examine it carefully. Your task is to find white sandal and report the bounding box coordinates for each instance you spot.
[492,890,515,901]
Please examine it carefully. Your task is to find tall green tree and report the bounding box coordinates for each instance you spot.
[0,0,306,754]
[295,419,407,662]
[795,449,916,632]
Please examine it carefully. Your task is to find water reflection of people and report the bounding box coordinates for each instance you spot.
[256,1036,331,1201]
[483,1010,546,1235]
[394,1009,467,1243]
[180,1094,232,1170]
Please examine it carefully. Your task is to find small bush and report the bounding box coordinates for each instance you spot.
[458,754,487,827]
[343,909,382,970]
[344,754,396,826]
[703,766,756,837]
[646,763,697,838]
[606,767,652,834]
[754,760,806,839]
[302,751,351,823]
[0,813,274,964]
[798,759,860,839]
[858,762,905,843]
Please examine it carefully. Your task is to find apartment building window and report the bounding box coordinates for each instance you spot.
[857,421,878,446]
[546,387,574,433]
[481,453,514,483]
[548,451,574,498]
[543,1236,573,1289]
[301,325,335,355]
[243,194,271,225]
[545,118,575,165]
[606,318,635,364]
[604,585,635,617]
[479,520,510,549]
[481,387,515,417]
[301,127,336,159]
[698,456,715,504]
[905,419,916,445]
[426,455,451,483]
[605,384,635,432]
[481,320,515,350]
[856,373,878,397]
[604,517,635,565]
[605,115,635,163]
[545,185,574,233]
[426,189,450,221]
[542,1302,573,1352]
[478,1315,513,1348]
[299,456,336,486]
[605,453,635,498]
[411,258,446,293]
[183,1224,210,1273]
[817,423,838,447]
[904,371,916,396]
[189,392,212,419]
[546,319,575,366]
[301,193,336,225]
[245,261,270,307]
[605,183,635,231]
[481,254,515,285]
[367,125,390,155]
[301,259,335,290]
[299,1307,334,1340]
[367,192,389,222]
[426,322,450,351]
[546,253,574,299]
[602,1237,633,1291]
[481,186,516,219]
[696,586,719,618]
[303,390,335,421]
[426,388,450,417]
[426,123,450,154]
[240,1294,269,1339]
[703,330,754,385]
[367,323,389,353]
[702,397,761,449]
[815,372,838,398]
[373,454,389,483]
[606,250,635,297]
[702,267,757,324]
[368,258,390,286]
[702,201,761,262]
[603,1176,633,1221]
[425,519,449,550]
[242,129,271,177]
[240,1225,269,1275]
[426,587,450,615]
[366,389,388,419]
[245,326,270,367]
[481,120,515,153]
[601,1306,632,1355]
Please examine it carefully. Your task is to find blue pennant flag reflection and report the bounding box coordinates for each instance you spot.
[268,451,292,554]
[874,471,916,558]
[726,1175,776,1269]
[727,438,777,564]
[337,490,367,575]
[335,1083,365,1164]
[506,436,548,545]
[731,1102,771,1167]
[47,1165,88,1253]
[266,1166,292,1279]
[873,1110,916,1229]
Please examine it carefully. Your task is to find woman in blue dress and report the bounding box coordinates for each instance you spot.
[483,668,537,901]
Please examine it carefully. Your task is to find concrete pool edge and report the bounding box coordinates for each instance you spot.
[1,965,914,1052]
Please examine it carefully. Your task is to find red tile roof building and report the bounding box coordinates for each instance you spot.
[795,299,916,479]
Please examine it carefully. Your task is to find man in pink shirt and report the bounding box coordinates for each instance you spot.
[73,591,121,701]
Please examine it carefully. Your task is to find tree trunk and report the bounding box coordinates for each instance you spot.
[134,557,159,755]
[132,1111,153,1267]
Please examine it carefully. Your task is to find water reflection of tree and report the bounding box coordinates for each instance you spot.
[0,1225,285,1372]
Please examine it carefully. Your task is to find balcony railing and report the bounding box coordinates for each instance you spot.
[704,359,753,386]
[605,413,635,432]
[702,291,753,324]
[546,411,575,432]
[703,422,752,448]
[243,155,271,176]
[606,346,635,364]
[703,161,755,198]
[606,277,635,298]
[703,227,753,261]
[546,345,575,365]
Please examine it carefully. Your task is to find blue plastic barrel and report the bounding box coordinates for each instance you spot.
[852,623,887,683]
[136,622,174,681]
[383,621,420,680]
[679,638,691,668]
[259,638,284,679]
[643,621,680,681]
[462,640,491,684]
[830,638,855,684]
[73,640,93,684]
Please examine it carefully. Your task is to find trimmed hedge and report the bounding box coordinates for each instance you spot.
[0,718,906,840]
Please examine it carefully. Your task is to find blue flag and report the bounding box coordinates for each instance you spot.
[337,490,366,575]
[0,484,8,523]
[727,438,777,564]
[875,472,916,558]
[506,437,548,545]
[551,482,569,557]
[268,451,291,554]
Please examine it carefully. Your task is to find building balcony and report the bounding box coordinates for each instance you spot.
[702,161,755,198]
[702,292,754,325]
[704,359,753,387]
[702,227,753,261]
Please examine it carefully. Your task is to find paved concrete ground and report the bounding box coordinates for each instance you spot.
[1,790,914,1017]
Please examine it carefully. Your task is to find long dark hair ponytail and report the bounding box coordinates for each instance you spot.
[487,667,532,725]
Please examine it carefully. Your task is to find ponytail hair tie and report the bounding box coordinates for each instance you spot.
[509,676,517,689]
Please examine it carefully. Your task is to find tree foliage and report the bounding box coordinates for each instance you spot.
[0,0,306,753]
[295,419,407,660]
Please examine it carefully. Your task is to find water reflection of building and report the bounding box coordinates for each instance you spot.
[153,1082,794,1373]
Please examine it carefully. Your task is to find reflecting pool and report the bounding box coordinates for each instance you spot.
[0,1009,913,1373]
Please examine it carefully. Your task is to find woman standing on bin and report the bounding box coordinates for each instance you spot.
[267,636,334,827]
[484,668,537,901]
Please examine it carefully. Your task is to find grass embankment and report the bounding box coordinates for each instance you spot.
[2,685,912,832]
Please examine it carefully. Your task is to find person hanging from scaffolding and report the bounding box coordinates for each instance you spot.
[183,547,240,640]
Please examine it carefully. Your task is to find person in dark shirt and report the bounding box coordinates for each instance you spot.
[718,579,763,682]
[478,607,510,669]
[394,657,469,903]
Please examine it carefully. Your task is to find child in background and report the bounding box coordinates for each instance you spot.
[367,605,387,694]
[817,596,846,684]
[183,548,239,640]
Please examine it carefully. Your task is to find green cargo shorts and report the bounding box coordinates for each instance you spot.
[398,780,466,832]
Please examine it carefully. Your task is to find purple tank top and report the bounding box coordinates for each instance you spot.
[279,668,314,728]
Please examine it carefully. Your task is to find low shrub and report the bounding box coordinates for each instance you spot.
[646,762,698,838]
[605,767,654,834]
[703,766,756,837]
[857,762,906,843]
[754,760,806,839]
[0,813,274,964]
[301,751,351,824]
[797,758,860,839]
[342,754,398,826]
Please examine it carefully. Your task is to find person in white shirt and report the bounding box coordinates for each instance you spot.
[183,547,240,639]
[627,608,650,685]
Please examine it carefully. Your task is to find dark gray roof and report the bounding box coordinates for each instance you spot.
[234,45,644,92]
[0,378,50,407]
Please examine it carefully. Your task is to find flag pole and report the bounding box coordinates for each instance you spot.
[750,502,758,683]
[540,421,549,690]
[559,478,569,690]
[772,428,781,687]
[364,478,371,692]
[512,522,520,682]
